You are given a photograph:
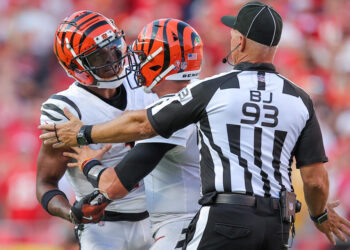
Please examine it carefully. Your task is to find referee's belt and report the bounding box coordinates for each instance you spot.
[215,193,279,209]
[102,210,149,222]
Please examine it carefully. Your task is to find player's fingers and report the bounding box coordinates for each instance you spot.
[340,216,350,228]
[339,224,350,237]
[63,152,77,158]
[328,200,341,209]
[43,137,59,146]
[71,146,82,153]
[52,142,65,149]
[67,162,79,168]
[101,144,112,153]
[333,228,347,242]
[63,107,81,121]
[38,124,55,131]
[39,132,56,140]
[325,231,336,245]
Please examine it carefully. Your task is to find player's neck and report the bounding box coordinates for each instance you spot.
[88,87,117,99]
[152,80,190,97]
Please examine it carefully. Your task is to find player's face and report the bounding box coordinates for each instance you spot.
[86,39,125,79]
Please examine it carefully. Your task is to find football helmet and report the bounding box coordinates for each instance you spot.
[53,10,131,88]
[131,18,203,93]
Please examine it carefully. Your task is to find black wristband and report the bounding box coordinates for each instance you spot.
[82,159,107,188]
[84,125,93,144]
[310,209,328,224]
[88,166,108,188]
[82,159,101,177]
[41,189,68,215]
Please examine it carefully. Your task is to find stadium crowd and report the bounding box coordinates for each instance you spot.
[0,0,349,249]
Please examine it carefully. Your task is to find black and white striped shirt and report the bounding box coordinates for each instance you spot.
[147,62,328,198]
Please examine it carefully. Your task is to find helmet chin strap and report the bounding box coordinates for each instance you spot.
[92,65,126,89]
[96,77,124,89]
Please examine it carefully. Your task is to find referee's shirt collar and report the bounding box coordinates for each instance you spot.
[234,62,276,72]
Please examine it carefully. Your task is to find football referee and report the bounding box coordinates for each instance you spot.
[39,1,350,249]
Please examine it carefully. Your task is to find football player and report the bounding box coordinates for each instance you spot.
[36,11,157,250]
[62,18,203,250]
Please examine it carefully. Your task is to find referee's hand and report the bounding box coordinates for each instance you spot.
[314,200,350,245]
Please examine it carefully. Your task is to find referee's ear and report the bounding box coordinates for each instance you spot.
[240,36,246,51]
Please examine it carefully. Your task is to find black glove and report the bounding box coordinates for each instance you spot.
[70,190,111,224]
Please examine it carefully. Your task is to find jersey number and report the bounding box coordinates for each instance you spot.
[240,91,279,127]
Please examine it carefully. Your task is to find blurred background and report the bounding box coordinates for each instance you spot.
[0,0,349,249]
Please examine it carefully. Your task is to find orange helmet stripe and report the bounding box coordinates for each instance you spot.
[140,25,147,52]
[147,19,161,55]
[78,20,110,53]
[160,19,171,75]
[68,14,101,50]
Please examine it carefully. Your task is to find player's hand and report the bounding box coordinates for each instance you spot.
[70,190,111,224]
[38,108,83,148]
[63,144,112,170]
[314,200,350,245]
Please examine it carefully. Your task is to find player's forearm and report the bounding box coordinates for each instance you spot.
[301,163,329,217]
[98,168,128,200]
[91,110,157,143]
[36,183,71,221]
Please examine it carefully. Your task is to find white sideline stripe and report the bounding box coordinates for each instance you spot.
[185,206,210,250]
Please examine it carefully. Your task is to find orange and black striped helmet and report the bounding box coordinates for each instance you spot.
[53,10,131,88]
[131,18,203,93]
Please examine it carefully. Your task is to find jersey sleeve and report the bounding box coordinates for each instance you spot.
[147,80,213,138]
[293,96,328,168]
[137,123,195,148]
[40,94,81,125]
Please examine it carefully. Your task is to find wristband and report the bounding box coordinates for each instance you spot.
[77,125,93,146]
[84,125,93,144]
[82,159,101,176]
[81,157,95,171]
[82,159,107,188]
[41,189,68,215]
[310,209,328,225]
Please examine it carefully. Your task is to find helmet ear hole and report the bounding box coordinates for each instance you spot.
[138,52,146,62]
[69,62,78,71]
[149,65,161,71]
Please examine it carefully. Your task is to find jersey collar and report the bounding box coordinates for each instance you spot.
[234,62,276,72]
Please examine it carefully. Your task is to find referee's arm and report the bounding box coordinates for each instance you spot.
[300,162,328,219]
[300,162,350,245]
[296,96,350,244]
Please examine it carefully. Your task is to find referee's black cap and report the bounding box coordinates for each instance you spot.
[221,1,283,47]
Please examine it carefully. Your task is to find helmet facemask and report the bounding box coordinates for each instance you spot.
[54,11,136,89]
[67,30,132,89]
[128,45,174,93]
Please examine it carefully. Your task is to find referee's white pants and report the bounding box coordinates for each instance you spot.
[77,218,152,250]
[150,218,192,250]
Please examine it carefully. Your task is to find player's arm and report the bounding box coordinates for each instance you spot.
[39,109,157,148]
[64,142,175,200]
[36,136,72,222]
[39,82,207,148]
